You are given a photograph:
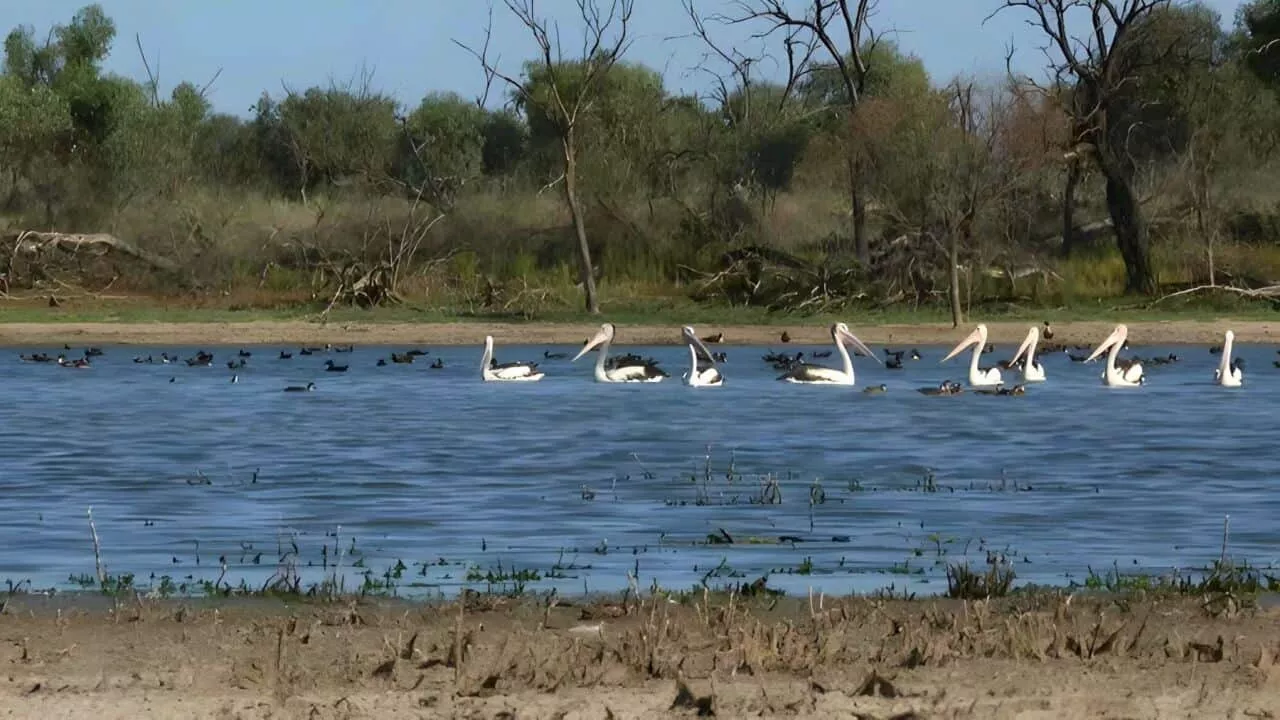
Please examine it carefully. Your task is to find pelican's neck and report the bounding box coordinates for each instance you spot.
[968,339,983,379]
[1025,332,1039,364]
[593,335,612,382]
[481,339,493,377]
[835,333,853,378]
[1219,334,1234,376]
[686,342,698,381]
[1105,336,1121,376]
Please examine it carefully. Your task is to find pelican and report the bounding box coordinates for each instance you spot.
[1084,324,1144,387]
[1007,326,1047,383]
[481,335,545,382]
[572,323,668,383]
[941,324,1002,387]
[681,326,723,387]
[1214,330,1243,387]
[777,323,879,385]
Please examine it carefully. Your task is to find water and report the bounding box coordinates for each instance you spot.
[0,338,1274,598]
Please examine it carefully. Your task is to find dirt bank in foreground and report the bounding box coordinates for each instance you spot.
[0,319,1277,347]
[0,593,1277,719]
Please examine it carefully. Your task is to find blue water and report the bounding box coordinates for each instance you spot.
[0,338,1274,598]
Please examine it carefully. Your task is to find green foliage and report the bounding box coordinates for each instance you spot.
[1,2,1279,314]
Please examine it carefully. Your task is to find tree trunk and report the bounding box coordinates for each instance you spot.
[1098,155,1156,295]
[1061,160,1080,256]
[947,233,963,328]
[562,132,600,314]
[846,155,869,266]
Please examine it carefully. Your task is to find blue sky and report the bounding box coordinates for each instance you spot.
[4,0,1245,116]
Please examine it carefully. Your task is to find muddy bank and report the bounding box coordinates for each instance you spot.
[1,592,1277,718]
[0,319,1276,347]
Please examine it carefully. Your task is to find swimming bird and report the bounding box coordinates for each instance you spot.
[429,358,444,369]
[390,352,414,364]
[283,382,315,392]
[918,380,963,396]
[1007,326,1046,383]
[1085,324,1144,387]
[862,383,888,394]
[279,351,292,360]
[975,384,1027,396]
[1214,330,1243,387]
[681,325,723,387]
[777,323,879,385]
[230,375,239,384]
[544,350,568,360]
[481,335,545,382]
[324,360,348,373]
[941,324,1003,387]
[238,349,252,357]
[884,350,904,370]
[572,323,668,383]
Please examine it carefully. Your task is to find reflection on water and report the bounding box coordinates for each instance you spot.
[0,339,1274,597]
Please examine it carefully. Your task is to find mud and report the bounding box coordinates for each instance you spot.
[1,592,1278,718]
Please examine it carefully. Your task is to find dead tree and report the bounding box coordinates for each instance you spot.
[457,0,635,315]
[993,0,1170,295]
[723,0,879,266]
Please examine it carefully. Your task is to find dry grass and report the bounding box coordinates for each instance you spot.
[1,591,1278,718]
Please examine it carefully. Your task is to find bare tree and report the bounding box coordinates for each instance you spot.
[456,0,635,315]
[721,0,879,266]
[993,0,1172,295]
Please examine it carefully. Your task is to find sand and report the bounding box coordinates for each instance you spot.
[0,319,1277,347]
[1,592,1278,719]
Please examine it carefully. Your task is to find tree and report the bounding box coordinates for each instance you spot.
[1237,0,1280,88]
[996,0,1175,296]
[457,0,636,315]
[724,0,880,266]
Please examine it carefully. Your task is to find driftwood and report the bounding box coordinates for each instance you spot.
[8,231,179,273]
[2,230,181,295]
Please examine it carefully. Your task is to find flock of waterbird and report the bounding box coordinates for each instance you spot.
[14,320,1249,393]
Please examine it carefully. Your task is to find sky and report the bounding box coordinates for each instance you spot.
[2,0,1247,117]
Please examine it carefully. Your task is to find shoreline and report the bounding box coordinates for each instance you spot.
[0,318,1277,346]
[0,592,1275,718]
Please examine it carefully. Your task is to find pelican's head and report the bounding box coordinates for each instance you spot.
[1009,325,1040,366]
[484,335,495,349]
[941,324,989,364]
[572,323,616,362]
[681,325,716,364]
[830,322,880,363]
[1085,324,1129,364]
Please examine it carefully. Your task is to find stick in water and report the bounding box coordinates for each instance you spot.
[88,507,105,585]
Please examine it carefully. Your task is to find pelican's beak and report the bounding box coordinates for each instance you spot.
[1009,328,1036,366]
[572,328,609,362]
[683,326,715,363]
[836,326,881,364]
[941,327,982,364]
[1084,327,1123,363]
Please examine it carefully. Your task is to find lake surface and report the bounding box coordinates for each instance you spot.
[0,335,1275,599]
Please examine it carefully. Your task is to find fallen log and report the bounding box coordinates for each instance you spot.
[8,231,180,274]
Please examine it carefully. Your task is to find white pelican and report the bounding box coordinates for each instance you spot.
[572,323,668,383]
[1084,324,1144,387]
[941,324,1002,387]
[777,322,879,385]
[1007,325,1046,383]
[1214,330,1243,387]
[681,325,723,387]
[481,335,545,382]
